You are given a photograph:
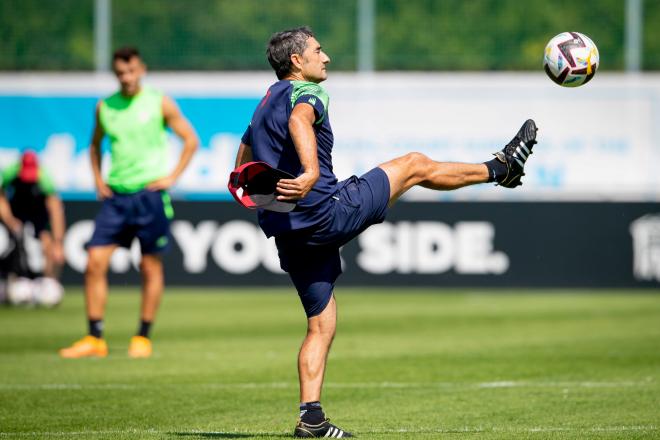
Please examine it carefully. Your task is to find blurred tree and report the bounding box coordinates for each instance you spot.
[376,0,624,70]
[0,0,655,71]
[112,0,357,70]
[644,0,660,70]
[0,0,93,70]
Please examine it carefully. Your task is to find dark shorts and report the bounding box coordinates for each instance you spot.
[86,190,173,255]
[11,200,49,238]
[275,167,390,317]
[16,217,49,238]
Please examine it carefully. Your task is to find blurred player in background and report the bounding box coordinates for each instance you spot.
[234,27,537,437]
[0,188,21,304]
[0,189,20,234]
[0,151,66,306]
[59,47,198,359]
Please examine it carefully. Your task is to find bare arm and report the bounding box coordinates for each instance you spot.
[45,194,66,265]
[276,103,320,201]
[45,195,65,244]
[235,142,253,168]
[0,192,21,233]
[148,96,199,191]
[89,102,112,199]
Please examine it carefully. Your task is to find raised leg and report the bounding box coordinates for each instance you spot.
[379,152,489,205]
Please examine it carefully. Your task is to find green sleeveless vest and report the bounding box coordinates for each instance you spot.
[99,87,168,193]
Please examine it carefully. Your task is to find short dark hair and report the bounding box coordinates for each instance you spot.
[267,27,315,80]
[113,46,141,62]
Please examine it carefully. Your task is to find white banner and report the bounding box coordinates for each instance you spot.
[1,72,658,201]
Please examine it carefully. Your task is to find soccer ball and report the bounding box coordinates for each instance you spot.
[7,277,34,306]
[33,277,64,307]
[543,32,599,87]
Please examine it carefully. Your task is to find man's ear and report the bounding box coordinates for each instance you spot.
[290,53,303,71]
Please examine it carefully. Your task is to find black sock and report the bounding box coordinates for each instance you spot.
[300,401,325,424]
[88,319,103,338]
[484,157,508,183]
[137,320,152,338]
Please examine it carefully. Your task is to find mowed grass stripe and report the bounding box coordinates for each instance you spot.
[1,425,658,437]
[0,289,659,439]
[0,380,655,390]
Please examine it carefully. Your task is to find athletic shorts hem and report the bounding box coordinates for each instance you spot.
[85,238,127,250]
[305,290,333,318]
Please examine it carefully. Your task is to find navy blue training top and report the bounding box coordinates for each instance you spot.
[241,79,336,238]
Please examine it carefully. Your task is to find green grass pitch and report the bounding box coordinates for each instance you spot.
[1,288,659,439]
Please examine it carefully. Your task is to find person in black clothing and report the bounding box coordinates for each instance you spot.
[1,150,65,280]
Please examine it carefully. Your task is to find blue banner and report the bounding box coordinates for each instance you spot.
[0,95,260,200]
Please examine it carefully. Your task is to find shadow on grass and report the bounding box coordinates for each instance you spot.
[172,432,291,439]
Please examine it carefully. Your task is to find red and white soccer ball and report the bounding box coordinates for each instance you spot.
[543,32,599,87]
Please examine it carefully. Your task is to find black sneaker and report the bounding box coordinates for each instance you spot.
[493,119,538,188]
[294,418,353,438]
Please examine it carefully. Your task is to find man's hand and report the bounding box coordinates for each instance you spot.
[5,216,22,235]
[147,175,176,191]
[51,241,65,265]
[276,171,318,201]
[95,179,113,199]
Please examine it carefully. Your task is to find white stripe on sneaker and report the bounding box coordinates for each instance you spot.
[337,429,344,438]
[519,142,531,155]
[324,427,334,437]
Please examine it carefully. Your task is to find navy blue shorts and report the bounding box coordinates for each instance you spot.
[276,167,390,317]
[86,190,173,255]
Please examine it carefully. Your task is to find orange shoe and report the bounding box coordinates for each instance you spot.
[128,336,152,358]
[59,335,108,358]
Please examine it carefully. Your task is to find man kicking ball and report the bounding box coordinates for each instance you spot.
[231,26,537,438]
